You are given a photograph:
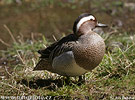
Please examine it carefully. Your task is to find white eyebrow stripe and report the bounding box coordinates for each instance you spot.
[76,15,95,32]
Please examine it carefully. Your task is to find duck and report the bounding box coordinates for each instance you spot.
[33,13,107,81]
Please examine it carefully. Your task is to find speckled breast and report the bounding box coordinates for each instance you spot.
[73,32,105,71]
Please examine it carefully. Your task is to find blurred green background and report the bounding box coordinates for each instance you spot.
[0,0,135,49]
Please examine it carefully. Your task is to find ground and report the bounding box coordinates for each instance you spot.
[0,0,135,99]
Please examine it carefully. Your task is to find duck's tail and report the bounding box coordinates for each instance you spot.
[33,59,53,71]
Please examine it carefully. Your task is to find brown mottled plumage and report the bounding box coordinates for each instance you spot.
[33,13,107,77]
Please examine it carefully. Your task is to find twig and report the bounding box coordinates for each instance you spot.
[4,24,17,43]
[0,38,11,47]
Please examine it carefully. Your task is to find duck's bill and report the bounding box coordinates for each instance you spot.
[96,23,108,27]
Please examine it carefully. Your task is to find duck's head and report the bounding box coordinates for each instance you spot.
[73,13,107,36]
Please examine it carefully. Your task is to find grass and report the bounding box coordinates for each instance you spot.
[0,27,135,99]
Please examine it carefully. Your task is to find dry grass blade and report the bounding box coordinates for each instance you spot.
[4,66,12,76]
[1,82,25,94]
[125,59,135,69]
[0,38,11,47]
[31,32,35,42]
[52,35,58,41]
[4,24,17,43]
[16,50,25,65]
[32,58,36,68]
[104,29,118,41]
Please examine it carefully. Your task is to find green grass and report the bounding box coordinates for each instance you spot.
[0,31,135,99]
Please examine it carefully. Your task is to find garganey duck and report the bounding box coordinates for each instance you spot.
[33,13,107,80]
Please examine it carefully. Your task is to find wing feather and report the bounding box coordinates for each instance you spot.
[38,34,78,61]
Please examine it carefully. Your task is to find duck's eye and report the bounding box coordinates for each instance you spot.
[90,18,95,21]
